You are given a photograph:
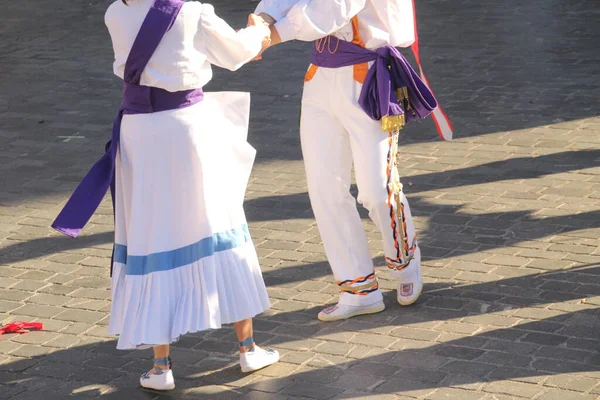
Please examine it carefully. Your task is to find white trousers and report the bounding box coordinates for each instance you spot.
[300,64,421,307]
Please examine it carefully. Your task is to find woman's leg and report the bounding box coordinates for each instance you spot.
[152,345,170,370]
[235,318,279,372]
[233,318,254,352]
[140,344,175,390]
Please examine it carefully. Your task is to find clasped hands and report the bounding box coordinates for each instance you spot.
[245,13,280,61]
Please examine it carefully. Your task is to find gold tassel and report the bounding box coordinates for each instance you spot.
[395,87,408,101]
[381,113,405,132]
[396,87,411,110]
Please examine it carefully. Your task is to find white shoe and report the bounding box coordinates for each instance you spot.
[397,280,423,306]
[396,255,423,306]
[318,301,385,322]
[240,345,280,373]
[140,368,175,391]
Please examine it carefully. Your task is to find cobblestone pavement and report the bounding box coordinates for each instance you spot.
[1,0,599,399]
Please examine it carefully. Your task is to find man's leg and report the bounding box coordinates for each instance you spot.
[300,73,384,321]
[339,93,423,306]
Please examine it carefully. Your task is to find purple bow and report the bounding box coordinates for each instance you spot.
[311,37,438,126]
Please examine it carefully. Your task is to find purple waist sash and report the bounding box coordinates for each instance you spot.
[51,0,199,238]
[311,37,437,129]
[51,85,203,238]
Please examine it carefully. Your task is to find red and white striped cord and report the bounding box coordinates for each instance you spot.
[410,0,453,141]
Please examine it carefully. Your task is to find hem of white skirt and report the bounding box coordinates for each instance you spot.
[110,307,269,350]
[108,242,270,350]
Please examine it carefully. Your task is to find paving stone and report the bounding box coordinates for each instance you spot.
[347,361,399,378]
[1,0,600,399]
[557,324,599,340]
[391,327,442,341]
[433,345,485,360]
[0,341,23,356]
[349,333,398,348]
[9,344,53,358]
[440,360,497,378]
[0,289,32,302]
[531,358,590,374]
[535,389,597,400]
[329,371,385,390]
[426,388,487,400]
[53,309,106,323]
[43,334,81,349]
[281,382,345,399]
[9,280,50,292]
[436,322,481,335]
[534,346,590,363]
[486,366,545,384]
[374,378,438,398]
[314,341,353,357]
[11,331,59,345]
[476,350,532,368]
[27,293,71,308]
[11,304,63,318]
[38,284,78,295]
[544,374,599,392]
[0,301,22,313]
[520,332,568,346]
[483,380,544,398]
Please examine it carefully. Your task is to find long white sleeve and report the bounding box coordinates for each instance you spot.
[195,4,269,71]
[254,0,298,22]
[274,0,367,43]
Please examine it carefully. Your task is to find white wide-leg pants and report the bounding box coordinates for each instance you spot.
[300,64,421,307]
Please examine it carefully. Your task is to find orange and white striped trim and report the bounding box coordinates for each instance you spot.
[337,272,379,296]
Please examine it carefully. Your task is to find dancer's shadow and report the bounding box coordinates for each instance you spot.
[1,265,598,399]
[1,201,598,279]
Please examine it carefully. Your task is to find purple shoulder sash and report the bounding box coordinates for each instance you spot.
[52,0,203,238]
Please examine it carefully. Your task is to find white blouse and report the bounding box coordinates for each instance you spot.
[105,0,268,92]
[255,0,415,50]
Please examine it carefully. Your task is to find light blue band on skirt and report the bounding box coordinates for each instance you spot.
[114,224,251,275]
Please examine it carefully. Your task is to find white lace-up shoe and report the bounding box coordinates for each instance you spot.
[396,253,423,306]
[317,300,385,322]
[140,367,175,391]
[240,345,280,373]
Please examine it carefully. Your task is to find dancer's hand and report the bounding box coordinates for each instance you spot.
[254,13,281,47]
[248,13,266,26]
[247,14,271,60]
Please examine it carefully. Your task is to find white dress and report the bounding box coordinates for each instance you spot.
[104,0,271,350]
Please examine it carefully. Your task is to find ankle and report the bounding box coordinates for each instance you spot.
[153,356,172,370]
[239,337,255,354]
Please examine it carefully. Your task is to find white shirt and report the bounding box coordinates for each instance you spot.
[105,0,268,92]
[255,0,415,50]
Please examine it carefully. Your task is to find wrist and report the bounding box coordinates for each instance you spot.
[269,25,282,46]
[259,13,276,26]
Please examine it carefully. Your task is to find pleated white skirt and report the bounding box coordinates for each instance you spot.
[107,93,270,350]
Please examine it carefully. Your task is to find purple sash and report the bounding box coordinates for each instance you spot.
[52,0,203,238]
[311,37,437,128]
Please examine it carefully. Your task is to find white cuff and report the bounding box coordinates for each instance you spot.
[273,18,296,43]
[260,8,284,22]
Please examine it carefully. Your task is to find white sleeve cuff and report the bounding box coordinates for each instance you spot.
[257,8,285,22]
[274,18,296,43]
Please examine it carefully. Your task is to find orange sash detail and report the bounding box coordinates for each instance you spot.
[304,16,368,84]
